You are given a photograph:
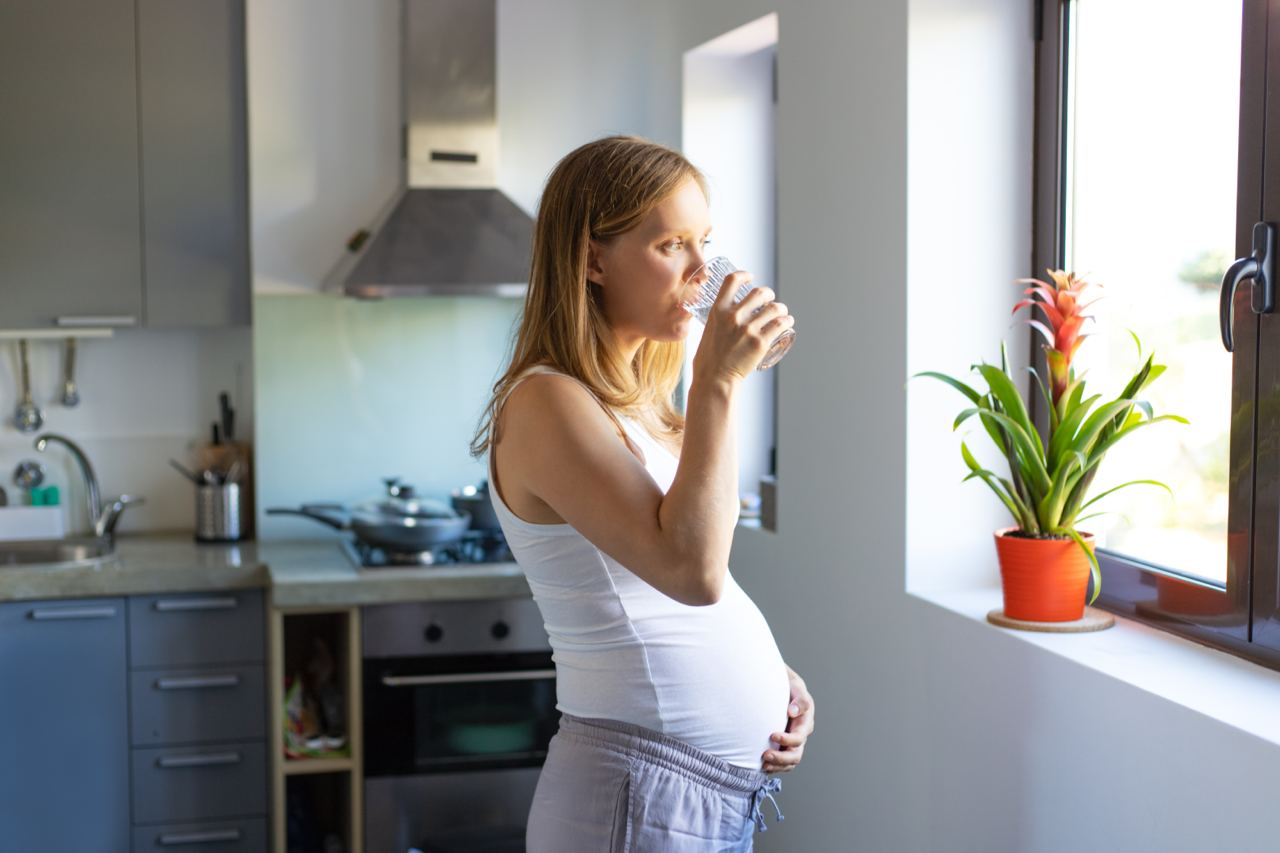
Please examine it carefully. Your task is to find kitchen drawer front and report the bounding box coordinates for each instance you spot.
[130,664,265,746]
[129,590,263,668]
[131,741,266,824]
[132,817,267,853]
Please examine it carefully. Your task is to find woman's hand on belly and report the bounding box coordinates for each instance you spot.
[762,664,815,774]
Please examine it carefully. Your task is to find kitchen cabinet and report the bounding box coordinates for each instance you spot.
[0,0,249,330]
[0,589,269,852]
[129,590,269,850]
[0,0,144,328]
[0,597,130,852]
[137,0,250,328]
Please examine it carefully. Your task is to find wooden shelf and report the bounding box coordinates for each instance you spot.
[269,602,364,853]
[283,756,354,776]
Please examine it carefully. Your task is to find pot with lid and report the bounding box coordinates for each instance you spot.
[267,477,472,552]
[450,479,501,532]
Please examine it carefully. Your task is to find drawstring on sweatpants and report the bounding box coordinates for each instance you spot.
[750,776,785,832]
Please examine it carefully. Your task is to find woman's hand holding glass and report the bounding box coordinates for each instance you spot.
[687,263,796,383]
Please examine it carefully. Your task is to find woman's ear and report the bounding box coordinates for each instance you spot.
[586,239,608,287]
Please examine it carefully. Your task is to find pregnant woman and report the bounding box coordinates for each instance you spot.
[471,135,815,851]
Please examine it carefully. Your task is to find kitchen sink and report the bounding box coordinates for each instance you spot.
[0,536,116,568]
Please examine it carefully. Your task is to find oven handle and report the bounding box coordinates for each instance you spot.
[380,668,556,687]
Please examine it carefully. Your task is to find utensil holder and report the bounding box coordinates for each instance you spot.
[196,483,242,543]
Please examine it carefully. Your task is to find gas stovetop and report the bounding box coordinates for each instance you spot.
[342,529,514,569]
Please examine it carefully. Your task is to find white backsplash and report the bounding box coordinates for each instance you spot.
[0,327,253,536]
[253,293,521,540]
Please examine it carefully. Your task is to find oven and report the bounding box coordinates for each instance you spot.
[362,597,557,853]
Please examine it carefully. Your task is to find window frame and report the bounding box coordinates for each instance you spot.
[1032,0,1280,670]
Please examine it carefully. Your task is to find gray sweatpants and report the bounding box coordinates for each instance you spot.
[526,713,786,852]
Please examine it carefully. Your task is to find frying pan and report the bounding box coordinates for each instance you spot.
[267,496,471,552]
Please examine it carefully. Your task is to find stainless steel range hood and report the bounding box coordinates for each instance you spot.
[343,0,533,299]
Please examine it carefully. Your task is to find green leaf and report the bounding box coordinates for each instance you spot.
[1049,393,1101,474]
[1068,398,1140,460]
[1064,528,1102,605]
[975,364,1043,458]
[1071,479,1173,518]
[1127,329,1143,361]
[961,470,1026,527]
[1056,376,1087,424]
[1039,450,1087,530]
[969,407,1053,496]
[960,443,1033,529]
[1026,366,1058,433]
[913,371,982,405]
[1086,414,1190,467]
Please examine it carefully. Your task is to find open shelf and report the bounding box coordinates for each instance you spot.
[269,603,363,853]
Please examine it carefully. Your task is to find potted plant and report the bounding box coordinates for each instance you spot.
[917,270,1187,622]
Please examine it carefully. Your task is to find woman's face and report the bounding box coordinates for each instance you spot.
[588,177,713,345]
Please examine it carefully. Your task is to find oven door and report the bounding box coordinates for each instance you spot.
[363,650,558,777]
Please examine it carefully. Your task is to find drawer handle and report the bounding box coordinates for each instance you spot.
[157,828,243,846]
[55,315,137,327]
[154,596,239,612]
[29,606,117,621]
[381,668,556,687]
[155,674,241,690]
[156,751,242,769]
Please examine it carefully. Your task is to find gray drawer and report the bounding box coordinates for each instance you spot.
[129,591,263,668]
[131,741,266,824]
[133,817,267,852]
[131,664,265,746]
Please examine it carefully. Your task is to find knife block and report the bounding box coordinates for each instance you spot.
[194,440,255,540]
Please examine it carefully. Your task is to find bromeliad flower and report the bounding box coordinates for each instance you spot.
[1013,270,1101,404]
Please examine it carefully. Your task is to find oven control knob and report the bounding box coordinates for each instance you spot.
[491,620,510,640]
[424,623,444,643]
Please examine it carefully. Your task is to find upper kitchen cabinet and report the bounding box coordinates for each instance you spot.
[138,0,250,328]
[0,0,144,328]
[0,0,250,330]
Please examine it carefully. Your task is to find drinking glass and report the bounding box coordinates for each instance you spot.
[681,256,795,370]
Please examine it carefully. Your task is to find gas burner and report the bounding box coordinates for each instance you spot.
[342,529,513,569]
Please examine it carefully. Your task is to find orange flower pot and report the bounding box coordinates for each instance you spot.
[993,527,1094,622]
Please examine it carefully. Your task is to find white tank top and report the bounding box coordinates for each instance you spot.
[488,364,790,768]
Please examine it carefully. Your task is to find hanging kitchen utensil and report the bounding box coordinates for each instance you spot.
[168,458,204,485]
[60,337,79,407]
[13,340,44,433]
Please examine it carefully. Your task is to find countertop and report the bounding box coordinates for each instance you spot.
[0,532,530,607]
[260,539,530,608]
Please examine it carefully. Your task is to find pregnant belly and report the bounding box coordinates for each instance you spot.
[641,583,791,768]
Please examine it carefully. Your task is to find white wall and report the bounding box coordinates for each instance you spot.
[684,38,778,502]
[498,0,1280,850]
[247,0,401,295]
[906,0,1035,592]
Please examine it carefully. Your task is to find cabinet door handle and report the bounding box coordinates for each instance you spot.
[155,674,241,690]
[156,751,242,769]
[381,668,556,687]
[55,315,137,327]
[153,596,239,612]
[157,828,243,846]
[28,605,117,621]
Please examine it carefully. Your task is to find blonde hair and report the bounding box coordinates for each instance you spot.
[470,135,707,458]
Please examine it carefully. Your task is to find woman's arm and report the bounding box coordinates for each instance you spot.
[497,272,792,605]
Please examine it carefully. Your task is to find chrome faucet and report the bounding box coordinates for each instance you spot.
[33,433,144,537]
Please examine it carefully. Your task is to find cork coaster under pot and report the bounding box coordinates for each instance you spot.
[987,606,1115,633]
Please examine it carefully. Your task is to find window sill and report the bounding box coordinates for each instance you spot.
[909,585,1280,748]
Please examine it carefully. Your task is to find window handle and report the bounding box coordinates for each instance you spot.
[1220,221,1276,352]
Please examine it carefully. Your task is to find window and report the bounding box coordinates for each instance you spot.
[680,14,780,531]
[1035,0,1280,668]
